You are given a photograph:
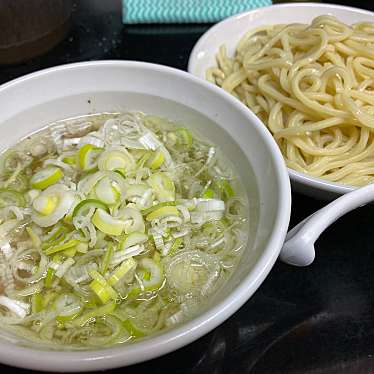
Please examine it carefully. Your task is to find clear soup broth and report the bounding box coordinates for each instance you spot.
[0,112,249,349]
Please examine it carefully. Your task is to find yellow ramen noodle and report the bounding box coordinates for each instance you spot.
[207,15,374,186]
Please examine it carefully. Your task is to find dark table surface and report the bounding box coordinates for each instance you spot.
[1,1,374,373]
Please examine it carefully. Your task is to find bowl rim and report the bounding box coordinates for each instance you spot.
[0,60,291,372]
[187,2,374,196]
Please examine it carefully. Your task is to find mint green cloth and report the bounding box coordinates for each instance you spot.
[122,0,272,24]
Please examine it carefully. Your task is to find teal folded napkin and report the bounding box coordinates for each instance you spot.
[122,0,272,24]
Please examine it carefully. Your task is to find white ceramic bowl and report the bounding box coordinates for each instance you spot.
[0,61,291,371]
[188,3,374,200]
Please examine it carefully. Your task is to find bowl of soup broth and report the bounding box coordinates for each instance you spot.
[0,61,291,371]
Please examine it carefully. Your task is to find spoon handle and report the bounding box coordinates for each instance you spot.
[280,183,374,266]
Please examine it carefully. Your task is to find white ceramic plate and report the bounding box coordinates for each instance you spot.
[188,3,374,200]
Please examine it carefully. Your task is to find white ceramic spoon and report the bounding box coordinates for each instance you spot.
[280,183,374,266]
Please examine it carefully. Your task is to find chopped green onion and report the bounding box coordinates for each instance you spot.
[89,270,118,304]
[31,167,63,190]
[146,206,179,221]
[26,226,41,248]
[108,258,137,286]
[31,185,75,227]
[78,144,102,171]
[0,295,30,318]
[120,232,148,249]
[168,237,183,257]
[123,319,145,338]
[175,128,193,148]
[215,180,235,199]
[54,293,82,322]
[45,239,80,255]
[147,172,175,202]
[94,177,121,205]
[153,251,161,263]
[141,201,176,216]
[43,224,67,244]
[128,258,163,298]
[42,291,57,308]
[0,188,26,208]
[202,188,215,199]
[100,243,114,274]
[146,150,165,170]
[33,195,58,216]
[72,199,109,218]
[76,241,89,254]
[63,247,77,258]
[136,152,151,169]
[0,172,29,192]
[45,267,55,288]
[73,302,116,327]
[119,207,145,234]
[31,293,43,313]
[89,269,107,286]
[98,148,134,172]
[140,258,163,290]
[62,155,76,165]
[92,209,125,236]
[13,282,43,297]
[55,258,75,278]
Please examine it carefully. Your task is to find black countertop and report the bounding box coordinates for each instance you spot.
[1,1,374,373]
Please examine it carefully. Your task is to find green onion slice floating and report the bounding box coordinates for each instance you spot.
[72,199,109,218]
[31,167,63,190]
[147,172,175,202]
[0,188,26,208]
[92,209,126,236]
[78,144,103,171]
[146,206,179,221]
[98,147,135,173]
[146,150,165,170]
[54,293,82,322]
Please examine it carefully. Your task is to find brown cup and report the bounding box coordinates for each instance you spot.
[0,0,72,65]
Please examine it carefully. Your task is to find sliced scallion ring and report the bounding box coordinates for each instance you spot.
[94,177,121,205]
[214,180,235,199]
[54,293,82,322]
[33,195,58,216]
[45,239,80,255]
[146,150,164,170]
[72,199,109,218]
[128,258,164,298]
[89,270,118,304]
[202,188,215,199]
[122,319,145,338]
[147,172,175,202]
[73,302,116,327]
[141,201,176,216]
[107,257,137,286]
[120,232,148,249]
[175,128,193,148]
[140,258,163,290]
[98,148,135,173]
[31,167,63,190]
[118,207,145,234]
[92,209,125,236]
[146,206,179,221]
[78,144,103,171]
[31,185,75,227]
[62,155,76,166]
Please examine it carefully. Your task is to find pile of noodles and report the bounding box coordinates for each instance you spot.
[207,15,374,186]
